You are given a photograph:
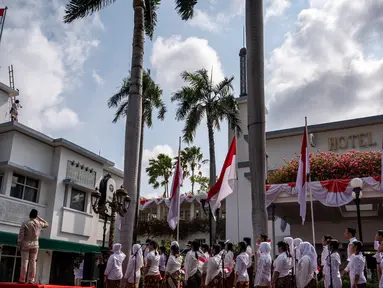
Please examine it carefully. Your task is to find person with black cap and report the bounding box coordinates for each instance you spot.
[18,209,49,284]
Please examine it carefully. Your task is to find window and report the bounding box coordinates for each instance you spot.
[0,246,21,282]
[10,173,39,203]
[70,188,86,212]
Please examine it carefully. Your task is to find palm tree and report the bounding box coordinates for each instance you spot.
[146,153,173,198]
[193,174,209,194]
[108,69,165,242]
[171,68,241,245]
[64,0,198,258]
[179,146,208,194]
[246,0,268,244]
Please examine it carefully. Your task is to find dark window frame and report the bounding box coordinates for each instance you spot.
[10,173,39,203]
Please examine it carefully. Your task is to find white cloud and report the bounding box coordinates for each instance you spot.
[92,70,104,85]
[150,36,225,90]
[265,0,291,21]
[142,145,175,168]
[0,0,103,131]
[188,9,228,33]
[266,0,383,130]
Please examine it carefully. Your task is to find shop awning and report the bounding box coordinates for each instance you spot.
[0,231,101,253]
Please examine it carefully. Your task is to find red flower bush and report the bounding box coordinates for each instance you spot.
[268,150,382,184]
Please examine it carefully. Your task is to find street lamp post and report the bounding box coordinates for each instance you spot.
[350,177,364,243]
[91,174,131,288]
[200,198,219,246]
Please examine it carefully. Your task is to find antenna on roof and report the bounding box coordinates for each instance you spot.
[8,65,21,122]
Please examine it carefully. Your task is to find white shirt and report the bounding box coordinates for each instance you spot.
[125,256,144,284]
[159,254,167,272]
[236,252,250,282]
[205,254,222,285]
[105,251,126,280]
[184,250,203,281]
[246,246,253,259]
[349,254,366,286]
[321,245,329,268]
[347,237,357,261]
[274,252,291,279]
[224,251,235,276]
[74,262,84,279]
[296,256,315,288]
[166,255,182,274]
[324,253,342,288]
[146,251,160,276]
[375,241,382,263]
[254,252,271,286]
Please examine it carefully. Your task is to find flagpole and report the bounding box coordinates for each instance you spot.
[235,130,240,243]
[306,117,316,247]
[176,136,181,244]
[0,7,7,46]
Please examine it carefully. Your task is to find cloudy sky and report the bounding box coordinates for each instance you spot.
[0,0,382,198]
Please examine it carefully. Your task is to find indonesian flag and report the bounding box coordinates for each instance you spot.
[167,142,183,230]
[207,137,236,220]
[296,121,309,225]
[0,8,6,25]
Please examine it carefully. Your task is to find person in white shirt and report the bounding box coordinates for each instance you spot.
[73,259,84,286]
[224,242,235,288]
[124,243,144,288]
[244,237,254,288]
[185,240,203,288]
[293,238,303,262]
[163,244,183,288]
[296,242,317,288]
[235,241,250,288]
[343,241,366,288]
[159,246,168,278]
[344,228,357,261]
[284,237,295,281]
[200,244,210,287]
[254,242,272,288]
[144,240,161,288]
[205,244,223,288]
[143,239,151,266]
[324,240,342,288]
[320,235,333,286]
[272,241,293,288]
[375,230,383,281]
[104,243,126,288]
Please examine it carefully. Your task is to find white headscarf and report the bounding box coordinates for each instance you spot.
[294,238,303,260]
[132,244,144,267]
[171,241,179,248]
[254,242,272,286]
[298,242,317,273]
[259,242,271,256]
[124,244,143,283]
[284,237,294,257]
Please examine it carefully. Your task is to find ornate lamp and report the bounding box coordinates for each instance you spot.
[200,199,210,215]
[91,188,101,213]
[116,186,128,205]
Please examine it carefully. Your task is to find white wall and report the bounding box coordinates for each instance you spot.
[0,131,12,162]
[0,90,9,123]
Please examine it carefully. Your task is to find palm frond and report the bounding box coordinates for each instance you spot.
[112,99,129,123]
[64,0,116,23]
[175,0,198,20]
[182,105,205,143]
[144,0,161,39]
[108,77,131,108]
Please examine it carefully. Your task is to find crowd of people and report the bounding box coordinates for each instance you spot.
[101,229,383,288]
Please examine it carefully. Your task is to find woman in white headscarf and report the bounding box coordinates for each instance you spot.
[105,243,126,288]
[162,244,183,288]
[293,238,303,262]
[254,242,272,288]
[296,242,318,288]
[205,244,223,288]
[124,244,144,288]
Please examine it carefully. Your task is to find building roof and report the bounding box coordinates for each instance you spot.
[0,82,19,97]
[0,121,122,168]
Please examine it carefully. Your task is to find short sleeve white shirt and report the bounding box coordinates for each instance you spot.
[274,252,291,278]
[146,251,160,276]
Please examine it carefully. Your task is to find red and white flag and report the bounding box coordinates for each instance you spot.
[207,137,236,220]
[168,142,183,230]
[0,7,7,43]
[296,119,309,225]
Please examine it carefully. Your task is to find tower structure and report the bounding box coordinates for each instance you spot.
[239,47,247,97]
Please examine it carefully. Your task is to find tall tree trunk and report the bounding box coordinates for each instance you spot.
[133,120,145,243]
[120,0,144,270]
[207,119,217,246]
[246,0,268,246]
[191,168,195,195]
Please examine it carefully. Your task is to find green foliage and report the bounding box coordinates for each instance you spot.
[178,146,208,194]
[108,69,166,125]
[171,69,241,143]
[137,217,225,240]
[146,154,173,197]
[192,175,210,193]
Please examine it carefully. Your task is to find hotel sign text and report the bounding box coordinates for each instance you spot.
[328,132,376,151]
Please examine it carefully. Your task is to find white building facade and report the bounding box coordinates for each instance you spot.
[227,91,383,250]
[0,83,123,284]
